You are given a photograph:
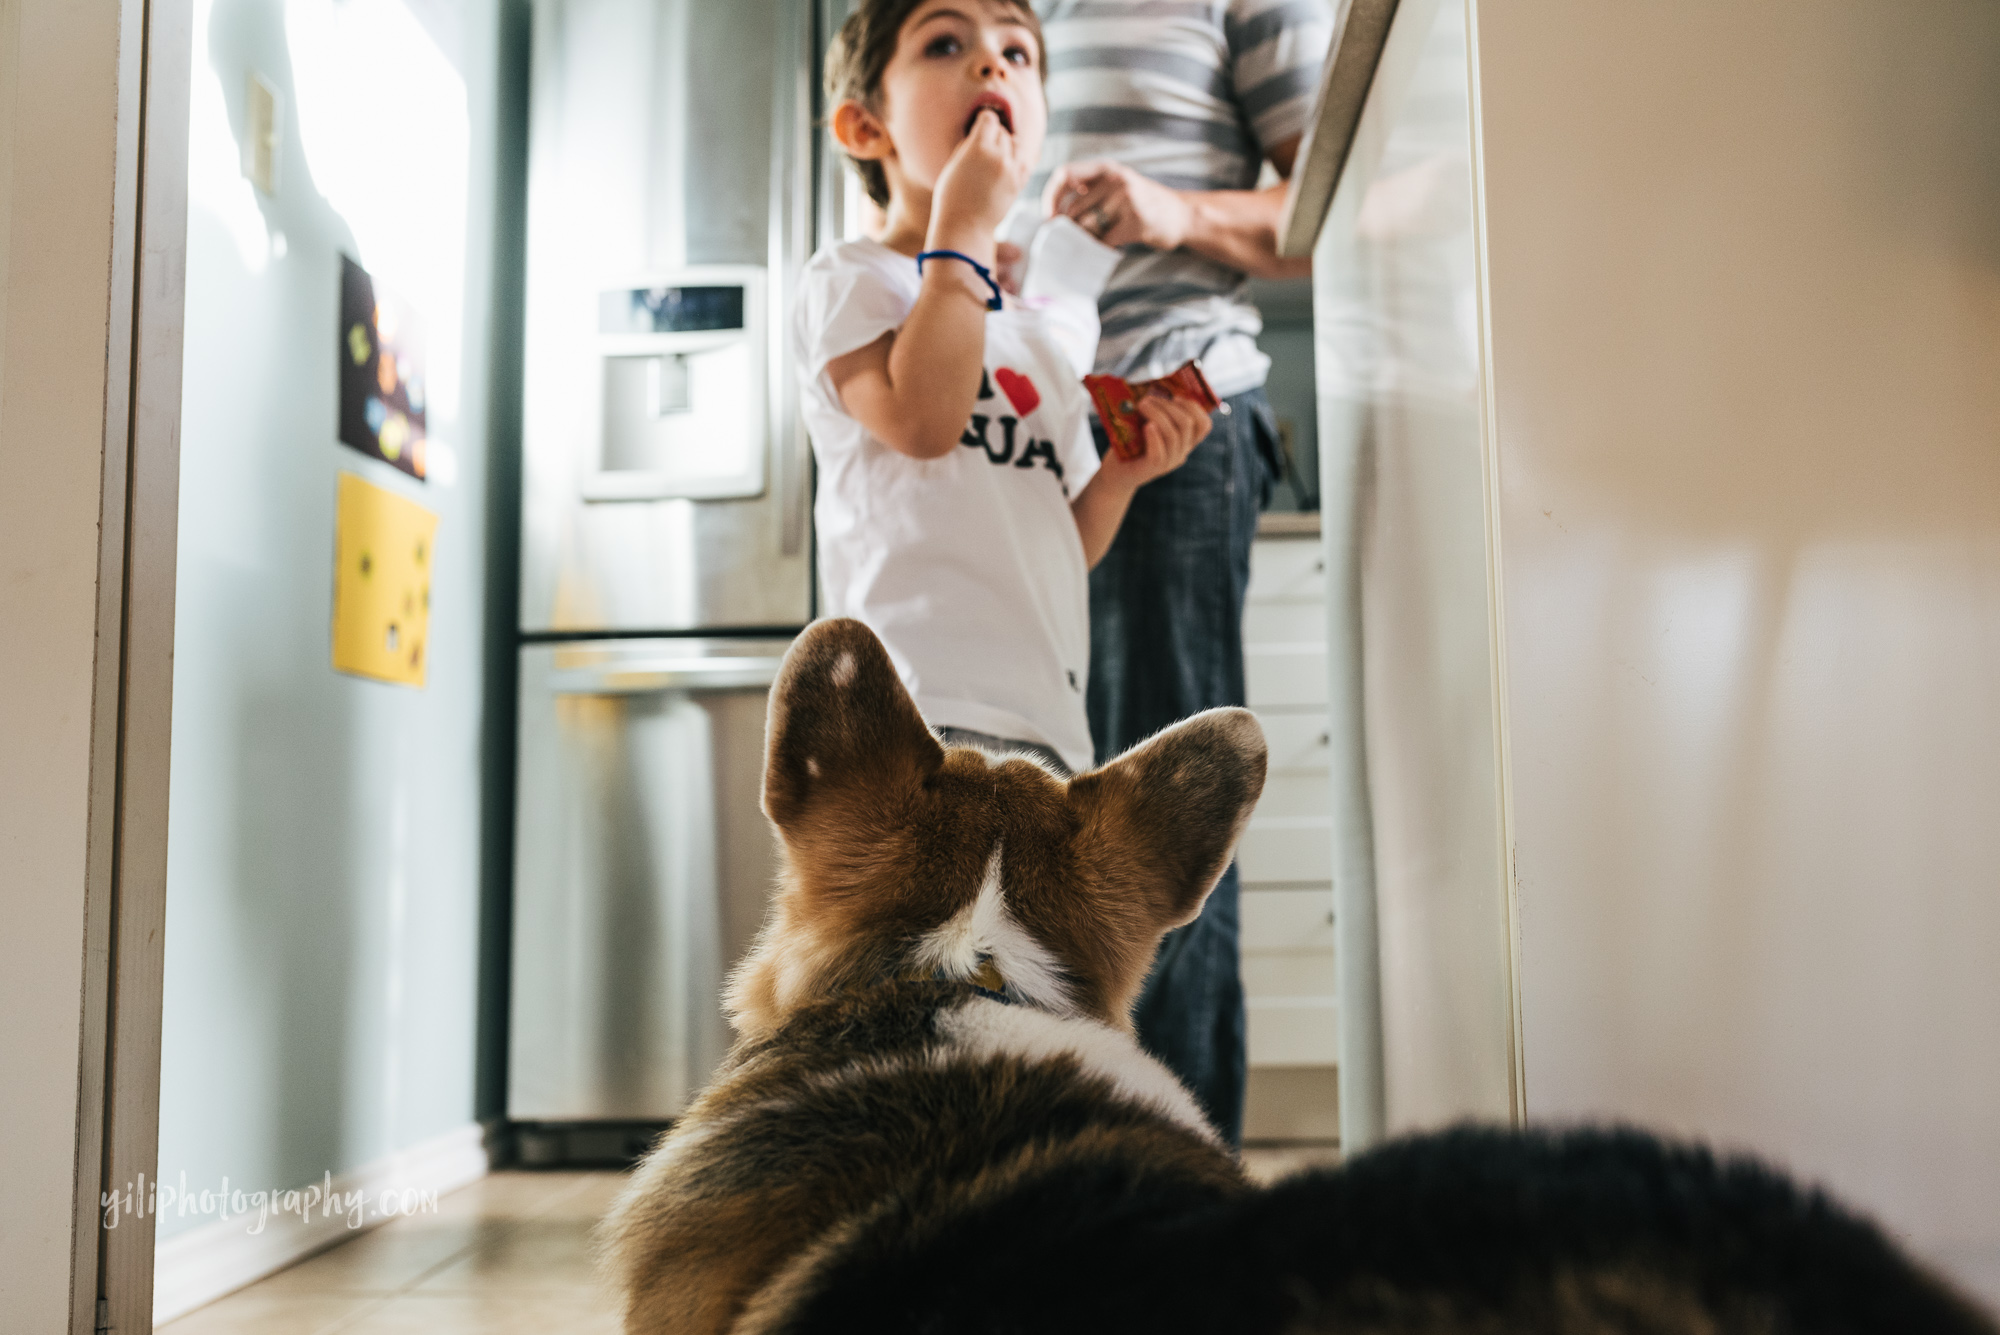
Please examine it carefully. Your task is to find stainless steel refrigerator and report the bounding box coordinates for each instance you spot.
[509,0,838,1159]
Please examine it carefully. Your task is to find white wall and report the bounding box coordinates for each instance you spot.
[154,0,509,1244]
[1476,0,2000,1306]
[0,1,131,1327]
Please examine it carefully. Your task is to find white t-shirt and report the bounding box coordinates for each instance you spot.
[793,238,1103,772]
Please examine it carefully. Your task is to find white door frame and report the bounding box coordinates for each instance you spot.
[0,0,189,1330]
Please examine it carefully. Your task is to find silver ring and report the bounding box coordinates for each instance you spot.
[1084,207,1110,237]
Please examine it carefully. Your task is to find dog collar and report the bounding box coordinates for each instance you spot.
[895,954,1015,1005]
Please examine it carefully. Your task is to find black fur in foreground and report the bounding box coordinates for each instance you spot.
[779,1124,1996,1335]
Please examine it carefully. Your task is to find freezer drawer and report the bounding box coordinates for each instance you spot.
[508,637,790,1120]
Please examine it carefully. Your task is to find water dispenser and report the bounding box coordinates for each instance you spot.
[584,267,767,501]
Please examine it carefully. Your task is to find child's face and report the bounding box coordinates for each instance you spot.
[862,0,1046,197]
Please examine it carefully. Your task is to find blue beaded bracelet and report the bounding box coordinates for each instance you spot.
[915,249,1003,311]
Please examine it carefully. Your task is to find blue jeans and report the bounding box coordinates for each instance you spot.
[1087,387,1279,1147]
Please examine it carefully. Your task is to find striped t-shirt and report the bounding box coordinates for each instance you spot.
[1032,0,1334,395]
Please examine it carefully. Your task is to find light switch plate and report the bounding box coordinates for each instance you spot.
[244,71,282,195]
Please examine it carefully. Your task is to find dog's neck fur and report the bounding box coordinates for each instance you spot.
[727,840,1092,1040]
[901,844,1078,1013]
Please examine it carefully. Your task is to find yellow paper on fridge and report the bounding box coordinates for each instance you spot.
[332,471,438,687]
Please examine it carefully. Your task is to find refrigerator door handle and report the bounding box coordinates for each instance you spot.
[548,656,786,696]
[773,0,814,560]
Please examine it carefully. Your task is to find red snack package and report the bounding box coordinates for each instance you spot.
[1083,360,1222,461]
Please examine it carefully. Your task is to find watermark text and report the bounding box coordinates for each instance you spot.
[102,1171,439,1234]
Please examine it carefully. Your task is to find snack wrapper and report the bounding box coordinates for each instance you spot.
[1082,361,1223,461]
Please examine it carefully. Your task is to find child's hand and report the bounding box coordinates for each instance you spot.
[1070,396,1213,567]
[1099,396,1210,490]
[931,108,1031,246]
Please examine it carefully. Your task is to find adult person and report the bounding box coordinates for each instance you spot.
[1033,0,1334,1146]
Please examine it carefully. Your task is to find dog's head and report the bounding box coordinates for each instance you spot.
[725,618,1267,1038]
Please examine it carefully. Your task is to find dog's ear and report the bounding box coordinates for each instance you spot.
[763,618,944,832]
[1068,708,1267,932]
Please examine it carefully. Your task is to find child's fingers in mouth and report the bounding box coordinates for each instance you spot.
[963,101,1013,137]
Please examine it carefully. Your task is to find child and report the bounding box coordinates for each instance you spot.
[794,0,1210,774]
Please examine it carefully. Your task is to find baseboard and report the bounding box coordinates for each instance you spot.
[151,1121,489,1325]
[512,1120,669,1168]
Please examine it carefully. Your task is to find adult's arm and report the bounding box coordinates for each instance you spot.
[1043,133,1310,281]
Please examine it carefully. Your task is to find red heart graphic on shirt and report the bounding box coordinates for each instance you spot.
[994,367,1041,418]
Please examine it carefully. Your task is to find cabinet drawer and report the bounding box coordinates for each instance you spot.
[1242,888,1335,951]
[1253,772,1331,820]
[1248,539,1327,603]
[1239,817,1333,884]
[1243,949,1336,998]
[1246,645,1328,707]
[1248,997,1338,1066]
[1243,600,1326,647]
[1253,711,1330,773]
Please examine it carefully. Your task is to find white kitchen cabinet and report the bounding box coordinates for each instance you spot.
[1240,528,1338,1137]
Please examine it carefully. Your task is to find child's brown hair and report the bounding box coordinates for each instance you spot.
[824,0,1046,209]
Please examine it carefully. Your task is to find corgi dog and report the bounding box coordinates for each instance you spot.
[601,618,1995,1335]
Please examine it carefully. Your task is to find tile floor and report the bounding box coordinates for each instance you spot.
[164,1145,1339,1334]
[160,1171,629,1335]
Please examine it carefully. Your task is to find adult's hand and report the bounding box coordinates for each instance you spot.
[1043,160,1194,252]
[1040,135,1310,280]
